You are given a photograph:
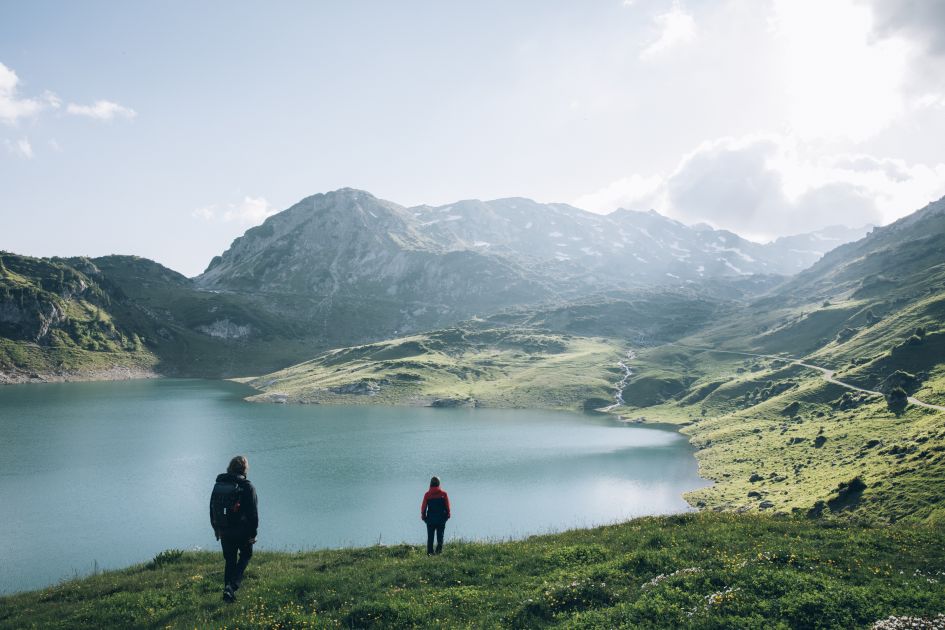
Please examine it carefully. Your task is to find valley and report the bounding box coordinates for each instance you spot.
[6,3,944,625]
[2,189,945,628]
[0,188,866,385]
[222,193,945,526]
[3,191,944,529]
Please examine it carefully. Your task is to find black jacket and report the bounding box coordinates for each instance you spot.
[211,472,259,540]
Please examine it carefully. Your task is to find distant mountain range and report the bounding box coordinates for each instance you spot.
[200,188,869,296]
[0,188,884,381]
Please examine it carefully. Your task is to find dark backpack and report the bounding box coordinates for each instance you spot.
[210,479,244,531]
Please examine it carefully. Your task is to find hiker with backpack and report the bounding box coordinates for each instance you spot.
[210,455,258,602]
[420,475,451,555]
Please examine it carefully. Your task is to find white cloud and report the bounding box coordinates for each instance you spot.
[573,173,663,213]
[192,205,217,221]
[225,197,277,224]
[664,136,883,236]
[3,60,135,130]
[640,1,696,59]
[575,134,945,238]
[4,137,34,159]
[43,91,62,110]
[16,137,33,159]
[0,62,58,125]
[914,93,945,110]
[193,197,278,225]
[773,0,911,142]
[66,100,137,120]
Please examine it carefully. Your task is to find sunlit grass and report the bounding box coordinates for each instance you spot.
[2,513,943,629]
[244,327,622,411]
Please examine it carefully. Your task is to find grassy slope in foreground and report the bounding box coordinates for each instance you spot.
[2,514,943,629]
[243,326,622,411]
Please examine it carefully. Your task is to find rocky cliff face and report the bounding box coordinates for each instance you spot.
[0,256,99,343]
[0,297,66,342]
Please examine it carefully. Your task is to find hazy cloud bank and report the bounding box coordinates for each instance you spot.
[575,135,945,240]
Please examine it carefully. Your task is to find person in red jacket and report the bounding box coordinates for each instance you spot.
[420,476,451,555]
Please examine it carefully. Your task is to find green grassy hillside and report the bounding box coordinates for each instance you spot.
[88,255,332,378]
[480,289,725,343]
[615,295,945,522]
[618,347,945,523]
[2,514,942,629]
[0,252,158,381]
[614,201,945,524]
[0,252,368,380]
[244,325,622,411]
[1,252,732,382]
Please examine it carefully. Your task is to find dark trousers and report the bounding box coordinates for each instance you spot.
[426,522,445,555]
[221,537,253,590]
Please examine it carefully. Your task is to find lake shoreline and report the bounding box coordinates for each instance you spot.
[0,364,160,385]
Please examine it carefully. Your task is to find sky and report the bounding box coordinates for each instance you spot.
[2,0,945,277]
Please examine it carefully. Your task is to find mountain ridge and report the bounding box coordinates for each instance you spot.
[197,187,872,296]
[0,188,916,383]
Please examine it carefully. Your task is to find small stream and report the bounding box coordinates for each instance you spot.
[602,349,635,411]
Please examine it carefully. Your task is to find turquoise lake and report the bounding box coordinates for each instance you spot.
[0,378,708,593]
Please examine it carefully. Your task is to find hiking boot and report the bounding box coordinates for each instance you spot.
[223,585,236,603]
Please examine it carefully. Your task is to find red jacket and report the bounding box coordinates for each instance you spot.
[421,487,451,525]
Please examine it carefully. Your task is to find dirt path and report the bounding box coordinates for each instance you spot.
[668,344,945,413]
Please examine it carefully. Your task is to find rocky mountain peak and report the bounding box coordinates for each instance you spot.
[195,189,875,313]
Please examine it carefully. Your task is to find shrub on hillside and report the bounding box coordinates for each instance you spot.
[828,477,868,512]
[832,391,874,410]
[781,401,801,417]
[880,370,918,395]
[886,387,909,414]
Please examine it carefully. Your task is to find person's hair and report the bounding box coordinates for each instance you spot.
[228,455,248,475]
[430,476,440,487]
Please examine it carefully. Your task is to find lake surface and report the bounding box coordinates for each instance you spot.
[0,378,707,594]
